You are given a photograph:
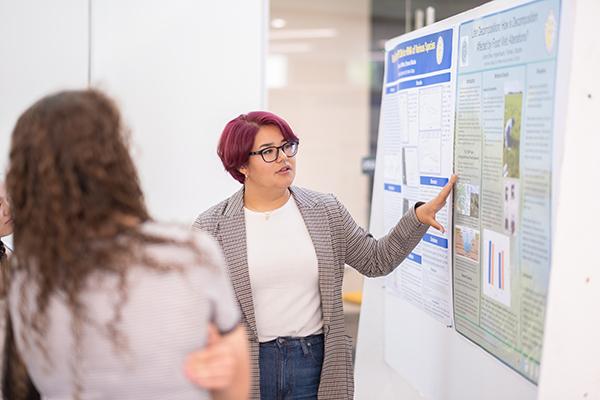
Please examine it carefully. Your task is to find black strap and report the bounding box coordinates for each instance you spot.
[2,304,41,400]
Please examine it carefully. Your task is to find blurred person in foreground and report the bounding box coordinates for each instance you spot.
[4,89,249,400]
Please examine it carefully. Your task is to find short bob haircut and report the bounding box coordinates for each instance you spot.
[217,111,299,183]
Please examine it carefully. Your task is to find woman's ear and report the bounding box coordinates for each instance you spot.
[239,165,248,179]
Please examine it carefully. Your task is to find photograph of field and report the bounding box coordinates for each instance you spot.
[503,89,523,178]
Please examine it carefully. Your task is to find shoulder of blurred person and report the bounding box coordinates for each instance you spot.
[8,220,240,399]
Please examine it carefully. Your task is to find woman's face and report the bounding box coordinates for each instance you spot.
[241,125,297,191]
[0,183,13,237]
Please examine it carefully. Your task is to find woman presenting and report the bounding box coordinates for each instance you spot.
[193,111,456,400]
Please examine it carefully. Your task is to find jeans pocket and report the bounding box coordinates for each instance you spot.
[306,339,324,366]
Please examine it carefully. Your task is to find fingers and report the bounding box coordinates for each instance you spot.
[430,219,445,233]
[418,175,456,231]
[184,324,238,390]
[435,200,447,212]
[436,175,458,202]
[419,208,445,232]
[185,353,234,375]
[206,323,221,345]
[185,362,233,389]
[188,343,230,364]
[186,374,230,389]
[184,346,235,389]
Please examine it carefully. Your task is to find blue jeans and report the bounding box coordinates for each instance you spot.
[259,334,324,400]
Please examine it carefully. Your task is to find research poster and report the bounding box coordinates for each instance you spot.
[382,28,456,326]
[452,0,560,383]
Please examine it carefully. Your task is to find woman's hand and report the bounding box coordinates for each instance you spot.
[185,324,250,400]
[184,324,236,389]
[415,175,458,233]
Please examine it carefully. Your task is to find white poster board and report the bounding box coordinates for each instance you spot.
[355,0,581,399]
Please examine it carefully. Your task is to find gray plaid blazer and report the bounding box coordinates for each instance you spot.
[193,186,428,399]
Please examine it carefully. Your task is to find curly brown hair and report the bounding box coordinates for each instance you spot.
[5,89,202,397]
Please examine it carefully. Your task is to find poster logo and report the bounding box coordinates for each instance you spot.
[545,10,556,53]
[436,35,445,65]
[460,36,469,67]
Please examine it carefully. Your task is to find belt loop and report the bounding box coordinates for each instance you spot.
[276,337,285,349]
[300,337,310,355]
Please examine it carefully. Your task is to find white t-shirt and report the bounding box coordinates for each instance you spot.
[245,197,323,342]
[8,223,240,400]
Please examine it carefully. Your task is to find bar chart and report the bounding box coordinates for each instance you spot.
[482,229,511,307]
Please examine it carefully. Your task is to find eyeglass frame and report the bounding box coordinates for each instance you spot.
[248,141,299,163]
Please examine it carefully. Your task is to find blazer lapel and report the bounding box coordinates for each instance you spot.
[290,187,334,329]
[217,188,259,339]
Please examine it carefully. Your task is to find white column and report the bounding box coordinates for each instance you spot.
[538,0,600,398]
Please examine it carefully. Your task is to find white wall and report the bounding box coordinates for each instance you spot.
[1,0,266,224]
[90,0,267,223]
[0,0,89,174]
[0,0,89,251]
[267,0,370,228]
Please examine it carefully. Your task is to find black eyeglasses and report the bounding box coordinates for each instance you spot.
[249,141,299,163]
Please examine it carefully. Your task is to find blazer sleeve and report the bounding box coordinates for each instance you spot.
[192,214,209,233]
[335,196,429,277]
[192,203,223,239]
